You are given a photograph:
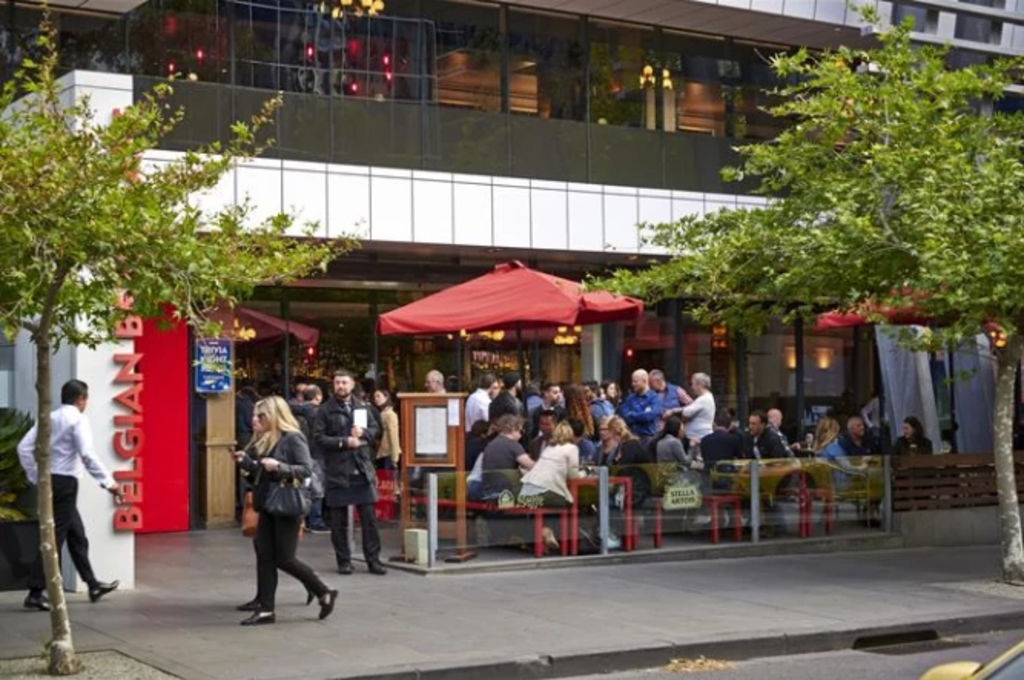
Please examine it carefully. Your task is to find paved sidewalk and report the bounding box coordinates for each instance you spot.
[1,531,1022,680]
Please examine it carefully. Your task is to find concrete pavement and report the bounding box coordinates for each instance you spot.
[1,531,1023,680]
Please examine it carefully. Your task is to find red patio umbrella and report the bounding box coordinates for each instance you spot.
[236,306,320,346]
[376,260,643,336]
[814,298,937,331]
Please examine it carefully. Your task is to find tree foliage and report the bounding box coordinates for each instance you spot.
[0,25,348,346]
[0,19,351,674]
[600,15,1024,583]
[601,18,1024,349]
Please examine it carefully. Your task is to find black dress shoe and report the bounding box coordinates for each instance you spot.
[24,594,50,612]
[368,561,387,576]
[89,580,119,603]
[240,611,275,626]
[337,562,353,575]
[236,598,260,612]
[318,590,338,620]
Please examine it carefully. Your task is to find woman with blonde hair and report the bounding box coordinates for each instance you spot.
[519,421,582,508]
[811,416,841,453]
[518,421,582,550]
[815,415,866,490]
[233,396,336,626]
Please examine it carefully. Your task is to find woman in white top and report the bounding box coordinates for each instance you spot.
[518,421,582,508]
[517,421,581,552]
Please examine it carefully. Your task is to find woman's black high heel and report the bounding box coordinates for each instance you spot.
[318,590,338,620]
[305,589,315,606]
[240,611,275,626]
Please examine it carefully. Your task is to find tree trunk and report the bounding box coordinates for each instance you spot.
[33,333,80,675]
[993,333,1024,584]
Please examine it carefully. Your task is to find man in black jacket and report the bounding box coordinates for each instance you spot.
[313,369,385,575]
[745,410,789,460]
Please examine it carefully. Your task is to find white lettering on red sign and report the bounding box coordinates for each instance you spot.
[112,314,144,531]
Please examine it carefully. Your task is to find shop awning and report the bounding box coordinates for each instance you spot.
[376,260,644,336]
[235,306,319,346]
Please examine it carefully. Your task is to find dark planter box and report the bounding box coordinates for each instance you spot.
[0,520,38,591]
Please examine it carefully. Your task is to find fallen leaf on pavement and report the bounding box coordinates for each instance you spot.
[664,656,736,673]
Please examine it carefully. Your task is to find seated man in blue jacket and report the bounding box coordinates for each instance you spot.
[617,369,662,441]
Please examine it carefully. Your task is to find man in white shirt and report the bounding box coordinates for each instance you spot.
[18,380,123,611]
[680,372,716,444]
[464,372,498,432]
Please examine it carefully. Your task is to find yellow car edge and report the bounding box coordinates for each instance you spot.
[920,638,1024,680]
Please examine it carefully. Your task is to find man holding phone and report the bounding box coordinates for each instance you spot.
[17,380,124,611]
[312,369,385,575]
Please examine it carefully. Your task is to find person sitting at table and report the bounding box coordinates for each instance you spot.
[816,415,867,490]
[570,418,599,465]
[604,415,654,502]
[653,416,694,475]
[480,414,534,501]
[465,419,492,473]
[519,421,582,504]
[894,416,933,456]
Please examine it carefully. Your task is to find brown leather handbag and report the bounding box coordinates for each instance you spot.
[241,490,258,537]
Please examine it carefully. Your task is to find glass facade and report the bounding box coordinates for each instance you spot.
[2,0,801,192]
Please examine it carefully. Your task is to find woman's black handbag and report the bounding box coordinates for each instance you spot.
[264,478,312,518]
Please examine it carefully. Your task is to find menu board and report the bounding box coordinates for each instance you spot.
[414,406,448,457]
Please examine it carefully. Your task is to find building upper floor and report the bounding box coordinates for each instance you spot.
[4,0,1024,193]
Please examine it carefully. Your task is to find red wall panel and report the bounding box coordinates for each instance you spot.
[135,318,190,533]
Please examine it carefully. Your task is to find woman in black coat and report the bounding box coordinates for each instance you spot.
[233,396,337,626]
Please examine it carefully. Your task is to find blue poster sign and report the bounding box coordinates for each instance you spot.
[195,339,232,394]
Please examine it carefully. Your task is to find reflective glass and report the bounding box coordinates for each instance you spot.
[507,9,585,121]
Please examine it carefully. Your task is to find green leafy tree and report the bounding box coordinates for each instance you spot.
[0,23,350,675]
[600,18,1024,581]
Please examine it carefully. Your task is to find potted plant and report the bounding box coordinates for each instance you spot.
[0,409,37,591]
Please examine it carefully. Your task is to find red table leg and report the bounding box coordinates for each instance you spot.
[732,498,742,541]
[559,510,568,556]
[534,510,545,558]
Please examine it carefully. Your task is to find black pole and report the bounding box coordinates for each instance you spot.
[948,344,957,453]
[370,293,379,386]
[517,323,525,383]
[670,299,683,386]
[795,318,806,442]
[735,332,748,425]
[531,339,540,383]
[455,335,463,392]
[281,298,290,397]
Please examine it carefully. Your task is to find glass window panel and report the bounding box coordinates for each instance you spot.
[428,0,501,112]
[803,327,861,432]
[747,320,798,437]
[588,20,657,128]
[509,116,586,182]
[423,106,508,175]
[233,2,280,89]
[661,32,730,137]
[333,98,421,166]
[590,124,663,186]
[507,9,585,121]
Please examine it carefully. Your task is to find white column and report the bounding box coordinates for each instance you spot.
[582,325,603,382]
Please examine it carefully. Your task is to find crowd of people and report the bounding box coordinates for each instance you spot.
[226,364,933,622]
[16,368,932,627]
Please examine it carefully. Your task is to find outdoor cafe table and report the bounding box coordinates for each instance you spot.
[568,475,634,555]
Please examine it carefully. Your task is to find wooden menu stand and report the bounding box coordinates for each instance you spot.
[395,393,474,563]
